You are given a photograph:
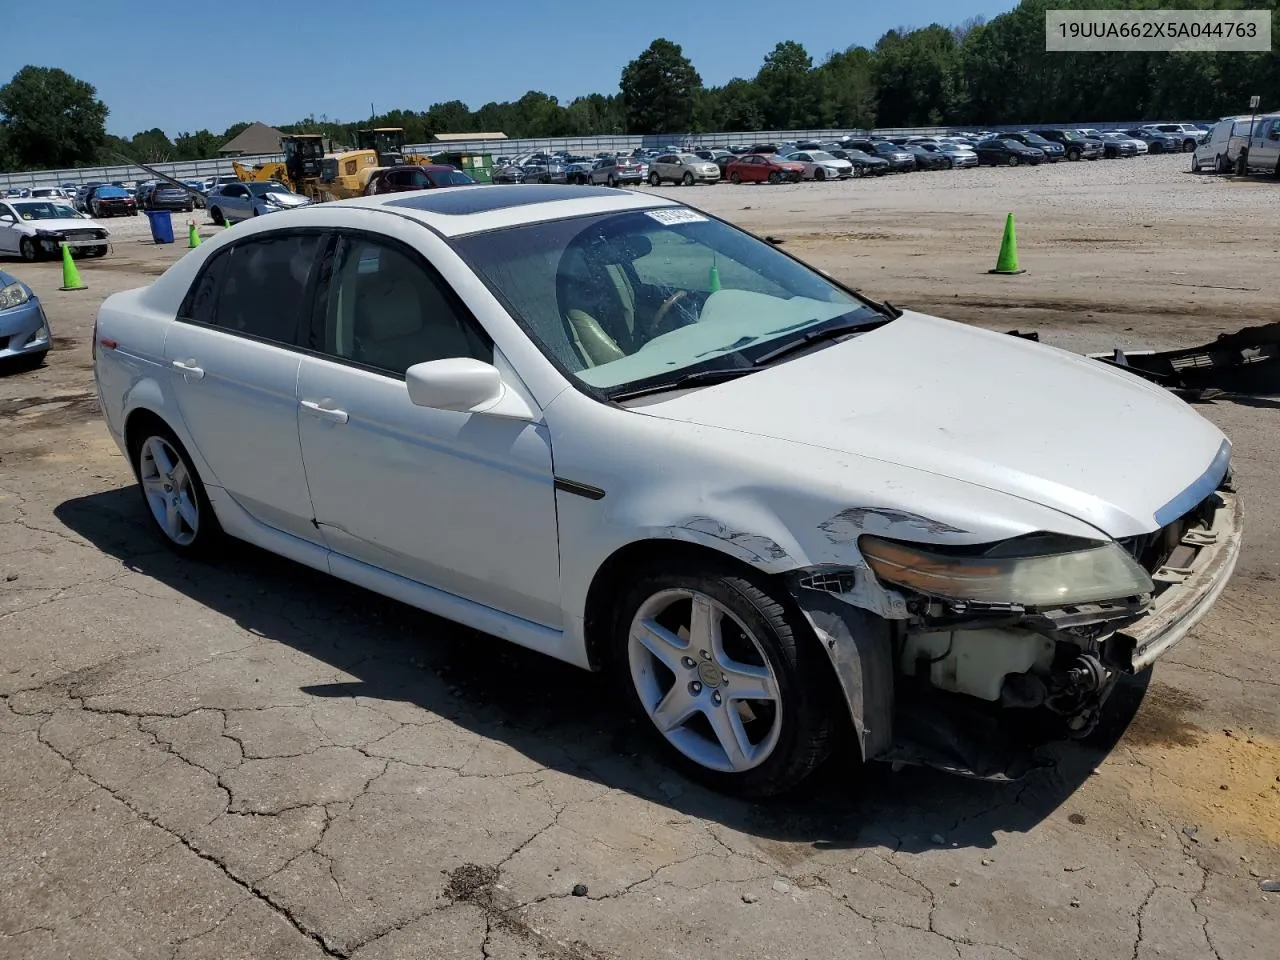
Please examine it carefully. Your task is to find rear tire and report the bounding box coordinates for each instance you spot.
[128,422,222,558]
[209,206,222,224]
[648,172,660,187]
[607,175,617,188]
[730,172,741,184]
[611,558,837,798]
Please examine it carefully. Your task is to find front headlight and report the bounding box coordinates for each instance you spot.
[859,533,1154,607]
[0,281,31,310]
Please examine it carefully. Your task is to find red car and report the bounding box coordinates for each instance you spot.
[364,164,475,195]
[725,154,806,184]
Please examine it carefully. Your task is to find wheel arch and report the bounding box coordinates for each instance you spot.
[582,537,786,673]
[120,391,217,490]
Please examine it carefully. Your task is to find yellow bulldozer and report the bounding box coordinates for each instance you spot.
[231,133,380,202]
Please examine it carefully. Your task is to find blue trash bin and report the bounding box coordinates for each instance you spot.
[145,209,174,244]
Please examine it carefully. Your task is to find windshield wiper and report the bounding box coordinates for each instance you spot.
[751,318,884,367]
[608,367,755,402]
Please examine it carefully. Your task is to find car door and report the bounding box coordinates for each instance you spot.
[0,202,20,253]
[1254,117,1280,169]
[163,230,326,543]
[295,228,562,628]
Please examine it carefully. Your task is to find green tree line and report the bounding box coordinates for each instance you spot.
[2,0,1276,172]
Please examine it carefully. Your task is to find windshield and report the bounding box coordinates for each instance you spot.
[13,201,79,220]
[679,154,703,164]
[1056,131,1083,142]
[1022,134,1050,145]
[451,208,885,397]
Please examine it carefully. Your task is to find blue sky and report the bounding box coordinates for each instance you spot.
[5,1,1018,137]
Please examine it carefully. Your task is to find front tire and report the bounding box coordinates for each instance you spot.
[613,560,836,798]
[767,171,781,184]
[814,167,826,181]
[1008,155,1020,167]
[19,237,37,262]
[729,172,741,184]
[681,172,694,186]
[130,423,221,557]
[1067,148,1081,162]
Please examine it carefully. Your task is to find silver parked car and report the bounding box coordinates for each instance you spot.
[647,153,721,186]
[784,151,854,180]
[589,155,648,186]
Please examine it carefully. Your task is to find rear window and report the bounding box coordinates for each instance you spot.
[97,187,128,198]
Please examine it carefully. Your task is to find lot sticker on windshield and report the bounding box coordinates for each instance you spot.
[645,209,708,226]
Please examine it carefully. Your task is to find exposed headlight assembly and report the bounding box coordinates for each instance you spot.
[859,532,1154,608]
[0,281,31,310]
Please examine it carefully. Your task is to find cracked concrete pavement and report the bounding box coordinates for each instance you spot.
[2,163,1278,959]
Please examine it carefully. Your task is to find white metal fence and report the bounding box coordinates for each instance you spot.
[0,121,1162,189]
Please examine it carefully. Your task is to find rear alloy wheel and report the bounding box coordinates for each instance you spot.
[19,237,37,262]
[132,425,221,556]
[730,172,741,184]
[649,172,661,187]
[615,564,835,797]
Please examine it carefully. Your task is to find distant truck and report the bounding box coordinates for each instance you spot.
[1236,112,1280,176]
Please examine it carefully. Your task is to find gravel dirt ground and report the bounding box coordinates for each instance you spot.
[1,153,1277,960]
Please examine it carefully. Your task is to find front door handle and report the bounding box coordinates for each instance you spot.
[300,399,349,424]
[171,359,205,380]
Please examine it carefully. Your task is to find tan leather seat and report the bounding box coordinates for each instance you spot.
[353,265,475,375]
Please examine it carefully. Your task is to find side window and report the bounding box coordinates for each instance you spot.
[318,234,492,377]
[178,249,230,325]
[211,234,322,344]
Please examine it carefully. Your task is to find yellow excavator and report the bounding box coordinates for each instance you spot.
[231,133,380,202]
[355,127,439,167]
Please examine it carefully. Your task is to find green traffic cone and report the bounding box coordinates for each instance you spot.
[58,242,86,291]
[989,213,1025,275]
[709,260,721,293]
[188,221,201,248]
[224,214,233,229]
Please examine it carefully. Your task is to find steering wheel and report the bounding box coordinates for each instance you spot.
[650,290,693,338]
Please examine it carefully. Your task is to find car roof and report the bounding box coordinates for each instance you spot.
[344,184,678,237]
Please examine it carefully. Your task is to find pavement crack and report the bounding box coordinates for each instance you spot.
[33,719,346,958]
[1163,656,1280,688]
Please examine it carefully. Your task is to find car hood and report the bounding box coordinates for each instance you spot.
[17,217,104,233]
[635,311,1227,540]
[264,193,311,207]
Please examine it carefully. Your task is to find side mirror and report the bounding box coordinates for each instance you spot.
[405,358,535,420]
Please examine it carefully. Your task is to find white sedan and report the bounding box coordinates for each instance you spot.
[0,198,109,261]
[785,150,854,180]
[92,185,1241,796]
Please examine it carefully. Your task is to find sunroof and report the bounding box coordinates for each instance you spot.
[386,184,621,216]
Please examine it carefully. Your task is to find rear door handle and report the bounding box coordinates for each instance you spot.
[300,399,349,424]
[171,359,205,380]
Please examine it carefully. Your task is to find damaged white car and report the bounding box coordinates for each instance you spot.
[92,185,1242,797]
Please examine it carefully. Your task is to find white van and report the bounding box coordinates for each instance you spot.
[1192,116,1255,173]
[1238,112,1280,176]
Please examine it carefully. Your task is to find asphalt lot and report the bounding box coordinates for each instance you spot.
[1,154,1277,960]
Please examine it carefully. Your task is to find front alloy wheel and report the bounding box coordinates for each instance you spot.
[615,563,835,796]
